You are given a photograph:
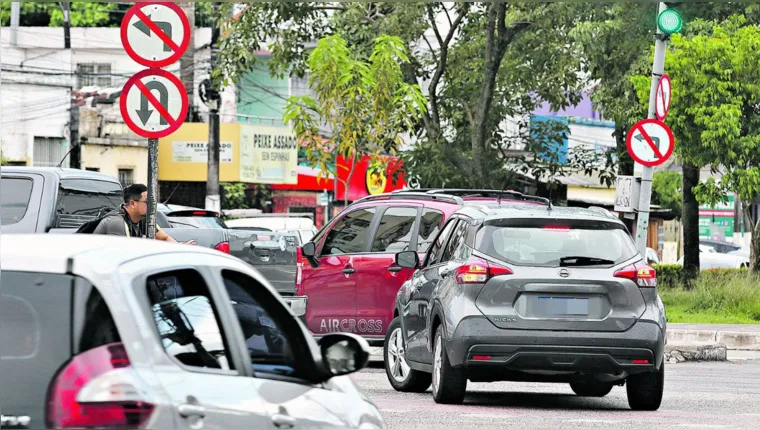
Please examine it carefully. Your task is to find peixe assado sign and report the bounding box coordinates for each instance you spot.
[239,124,299,184]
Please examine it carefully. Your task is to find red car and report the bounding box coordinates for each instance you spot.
[295,189,549,345]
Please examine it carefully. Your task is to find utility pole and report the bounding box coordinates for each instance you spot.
[634,2,669,255]
[205,2,221,212]
[180,1,196,122]
[11,2,20,47]
[61,1,77,169]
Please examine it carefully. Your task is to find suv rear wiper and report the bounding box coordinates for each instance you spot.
[559,256,615,267]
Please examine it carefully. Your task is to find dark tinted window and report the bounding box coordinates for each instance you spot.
[475,220,638,267]
[0,272,120,428]
[441,219,468,262]
[222,270,296,378]
[56,179,122,217]
[371,207,418,253]
[1,177,34,225]
[425,218,457,266]
[146,270,235,371]
[321,208,376,255]
[416,209,444,252]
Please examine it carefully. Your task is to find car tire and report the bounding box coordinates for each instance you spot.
[431,327,467,404]
[384,317,431,393]
[570,381,614,397]
[626,363,665,411]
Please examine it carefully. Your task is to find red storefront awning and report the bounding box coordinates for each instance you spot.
[271,155,407,201]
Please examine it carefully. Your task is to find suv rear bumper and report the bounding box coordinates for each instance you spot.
[447,316,665,376]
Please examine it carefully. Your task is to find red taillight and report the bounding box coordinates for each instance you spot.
[544,225,570,232]
[632,359,650,365]
[455,258,513,284]
[472,355,491,361]
[296,247,304,294]
[192,211,209,216]
[46,343,154,429]
[614,263,657,288]
[214,242,230,253]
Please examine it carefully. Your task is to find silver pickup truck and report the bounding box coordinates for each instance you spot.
[0,167,230,251]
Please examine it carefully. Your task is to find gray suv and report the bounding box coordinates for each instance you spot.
[384,202,666,410]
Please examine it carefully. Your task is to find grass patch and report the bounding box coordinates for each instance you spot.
[660,272,760,325]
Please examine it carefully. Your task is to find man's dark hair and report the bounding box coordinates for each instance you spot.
[123,183,148,204]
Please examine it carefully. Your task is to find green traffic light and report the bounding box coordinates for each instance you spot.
[658,9,683,35]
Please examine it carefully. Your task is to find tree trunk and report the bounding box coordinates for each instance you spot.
[751,206,760,273]
[682,163,701,283]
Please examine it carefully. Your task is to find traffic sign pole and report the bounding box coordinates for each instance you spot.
[634,2,669,255]
[147,138,158,239]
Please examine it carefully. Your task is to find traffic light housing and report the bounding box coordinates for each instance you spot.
[658,2,683,36]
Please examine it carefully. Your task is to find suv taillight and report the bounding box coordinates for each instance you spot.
[296,247,304,294]
[455,257,513,284]
[614,263,657,288]
[46,343,155,429]
[214,241,230,253]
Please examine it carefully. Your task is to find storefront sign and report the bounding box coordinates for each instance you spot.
[240,124,298,184]
[172,141,233,163]
[366,164,388,195]
[699,195,735,239]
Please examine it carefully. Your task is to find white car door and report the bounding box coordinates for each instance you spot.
[217,268,379,429]
[125,258,273,430]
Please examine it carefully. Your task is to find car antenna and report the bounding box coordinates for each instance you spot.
[497,183,509,206]
[161,183,181,205]
[56,146,75,168]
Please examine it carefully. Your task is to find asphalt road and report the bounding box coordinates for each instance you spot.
[352,360,760,429]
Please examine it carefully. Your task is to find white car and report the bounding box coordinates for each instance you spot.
[0,235,385,429]
[678,246,749,269]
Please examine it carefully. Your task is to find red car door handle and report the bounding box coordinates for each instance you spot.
[343,267,355,275]
[388,266,402,273]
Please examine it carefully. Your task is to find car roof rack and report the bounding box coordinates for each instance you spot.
[404,188,552,209]
[355,191,464,205]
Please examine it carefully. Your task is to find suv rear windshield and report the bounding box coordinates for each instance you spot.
[165,215,227,229]
[475,219,637,267]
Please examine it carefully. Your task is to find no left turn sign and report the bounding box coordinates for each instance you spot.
[626,119,675,167]
[121,2,191,68]
[120,69,189,139]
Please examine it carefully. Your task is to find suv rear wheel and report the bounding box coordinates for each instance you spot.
[431,327,467,404]
[570,381,614,397]
[384,317,431,392]
[626,364,665,411]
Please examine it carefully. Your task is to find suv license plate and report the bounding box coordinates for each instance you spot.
[538,297,589,316]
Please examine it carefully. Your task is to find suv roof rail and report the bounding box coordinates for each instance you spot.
[354,192,465,205]
[393,188,551,208]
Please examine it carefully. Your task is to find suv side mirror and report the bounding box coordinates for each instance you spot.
[302,241,316,257]
[318,333,370,377]
[395,250,419,269]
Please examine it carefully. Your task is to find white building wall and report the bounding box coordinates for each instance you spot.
[1,27,230,165]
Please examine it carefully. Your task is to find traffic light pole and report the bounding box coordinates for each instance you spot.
[634,2,668,255]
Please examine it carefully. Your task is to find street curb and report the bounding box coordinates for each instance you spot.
[668,329,760,350]
[665,343,727,363]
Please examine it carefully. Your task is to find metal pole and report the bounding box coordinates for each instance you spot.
[205,1,221,212]
[11,2,20,47]
[147,138,158,239]
[635,2,668,255]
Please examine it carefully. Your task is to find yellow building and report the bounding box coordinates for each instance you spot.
[79,137,148,185]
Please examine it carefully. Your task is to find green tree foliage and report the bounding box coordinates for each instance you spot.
[219,3,616,194]
[282,34,426,205]
[634,15,760,272]
[653,170,682,219]
[0,2,122,27]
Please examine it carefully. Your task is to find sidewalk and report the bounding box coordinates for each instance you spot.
[668,323,760,350]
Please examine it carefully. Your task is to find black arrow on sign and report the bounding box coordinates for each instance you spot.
[636,133,660,147]
[136,81,169,126]
[133,15,173,52]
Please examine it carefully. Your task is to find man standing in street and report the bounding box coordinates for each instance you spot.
[93,183,178,241]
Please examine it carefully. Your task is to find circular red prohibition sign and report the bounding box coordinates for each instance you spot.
[120,2,191,68]
[625,118,675,167]
[120,68,189,139]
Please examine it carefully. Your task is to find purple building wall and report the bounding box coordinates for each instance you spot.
[533,91,601,121]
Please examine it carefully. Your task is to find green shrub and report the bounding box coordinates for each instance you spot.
[652,264,749,290]
[660,271,760,323]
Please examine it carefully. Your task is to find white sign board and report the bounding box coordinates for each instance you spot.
[614,175,640,213]
[172,141,233,163]
[239,124,299,184]
[122,70,187,138]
